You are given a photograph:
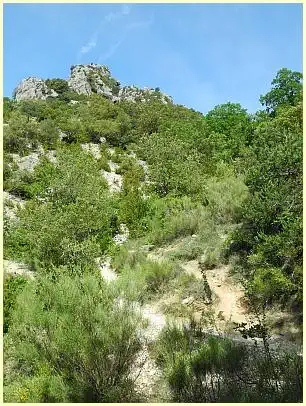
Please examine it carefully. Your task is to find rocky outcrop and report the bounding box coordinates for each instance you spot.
[13,77,58,101]
[13,64,172,105]
[68,64,120,100]
[119,86,172,104]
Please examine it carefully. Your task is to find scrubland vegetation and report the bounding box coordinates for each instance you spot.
[3,68,302,402]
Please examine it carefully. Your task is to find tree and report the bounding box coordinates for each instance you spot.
[260,68,302,114]
[228,102,302,307]
[205,103,253,161]
[45,78,70,95]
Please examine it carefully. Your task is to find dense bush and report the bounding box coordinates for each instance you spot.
[4,111,39,155]
[153,323,302,402]
[228,101,302,307]
[4,146,118,270]
[3,274,28,333]
[4,273,143,402]
[45,78,69,94]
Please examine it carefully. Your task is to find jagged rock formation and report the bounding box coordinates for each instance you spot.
[13,77,58,101]
[119,85,172,104]
[13,64,172,104]
[68,64,120,100]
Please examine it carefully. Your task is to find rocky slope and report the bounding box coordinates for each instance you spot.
[13,63,172,104]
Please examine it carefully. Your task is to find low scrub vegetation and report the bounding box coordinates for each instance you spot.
[153,322,302,402]
[3,67,302,402]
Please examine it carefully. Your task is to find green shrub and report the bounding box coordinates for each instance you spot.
[97,154,111,171]
[111,244,147,271]
[45,78,69,95]
[3,97,16,122]
[115,258,178,302]
[142,260,178,294]
[247,267,295,304]
[4,146,117,270]
[3,274,28,333]
[4,273,143,402]
[38,119,59,149]
[4,112,39,155]
[143,197,204,246]
[118,166,149,237]
[153,323,302,402]
[205,167,248,224]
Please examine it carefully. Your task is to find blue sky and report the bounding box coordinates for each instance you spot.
[4,3,302,114]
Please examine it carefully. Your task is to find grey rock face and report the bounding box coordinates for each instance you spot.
[13,77,58,101]
[68,64,120,100]
[119,86,172,104]
[13,64,173,105]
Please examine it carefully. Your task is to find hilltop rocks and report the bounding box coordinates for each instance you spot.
[68,64,120,100]
[119,86,172,104]
[13,77,58,101]
[13,64,172,105]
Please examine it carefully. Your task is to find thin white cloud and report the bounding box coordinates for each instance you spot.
[98,17,154,63]
[78,4,131,57]
[80,40,97,55]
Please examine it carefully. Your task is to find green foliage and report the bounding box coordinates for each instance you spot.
[110,244,147,271]
[154,323,302,402]
[228,101,302,307]
[138,134,206,199]
[260,68,303,114]
[143,197,203,246]
[38,118,59,149]
[4,111,39,155]
[4,273,143,402]
[45,78,69,95]
[3,274,28,333]
[118,164,149,237]
[247,267,295,304]
[97,153,111,171]
[205,163,248,223]
[205,102,253,161]
[116,258,179,302]
[3,97,16,122]
[5,146,117,271]
[3,66,303,403]
[18,99,56,121]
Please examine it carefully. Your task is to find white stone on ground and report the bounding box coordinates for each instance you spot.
[96,257,117,282]
[108,161,119,172]
[100,169,122,192]
[4,260,35,279]
[80,143,101,159]
[12,152,40,173]
[112,223,129,245]
[4,192,26,221]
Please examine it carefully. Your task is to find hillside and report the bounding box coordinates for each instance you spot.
[3,65,303,402]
